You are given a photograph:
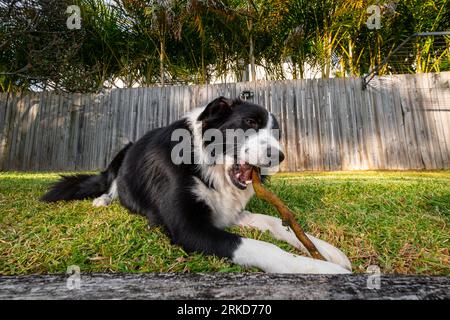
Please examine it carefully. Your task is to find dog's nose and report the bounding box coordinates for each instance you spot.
[267,148,285,166]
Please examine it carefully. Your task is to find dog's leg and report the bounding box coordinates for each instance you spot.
[232,238,350,274]
[92,180,118,207]
[236,211,352,271]
[169,223,349,274]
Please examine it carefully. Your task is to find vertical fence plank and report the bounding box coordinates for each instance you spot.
[346,77,359,170]
[399,75,422,169]
[431,73,450,168]
[0,93,6,140]
[337,77,351,170]
[23,93,37,170]
[408,74,433,169]
[47,93,58,171]
[35,92,47,171]
[17,93,31,170]
[420,73,445,169]
[0,92,9,169]
[295,79,306,171]
[417,74,440,169]
[364,83,380,169]
[6,93,19,170]
[389,76,409,170]
[284,81,296,171]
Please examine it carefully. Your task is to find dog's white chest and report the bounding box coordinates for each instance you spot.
[192,176,254,229]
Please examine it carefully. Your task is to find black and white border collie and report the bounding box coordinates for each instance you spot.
[42,97,351,274]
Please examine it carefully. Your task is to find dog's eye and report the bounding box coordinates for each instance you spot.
[245,119,258,128]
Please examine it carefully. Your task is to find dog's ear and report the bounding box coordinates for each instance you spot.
[198,97,233,121]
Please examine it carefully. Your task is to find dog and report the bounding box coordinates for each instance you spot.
[41,97,351,274]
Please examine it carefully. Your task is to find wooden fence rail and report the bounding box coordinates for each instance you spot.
[1,273,449,300]
[0,72,449,172]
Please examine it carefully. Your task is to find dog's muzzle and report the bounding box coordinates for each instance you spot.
[228,148,285,190]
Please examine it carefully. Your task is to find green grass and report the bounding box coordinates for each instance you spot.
[0,171,449,275]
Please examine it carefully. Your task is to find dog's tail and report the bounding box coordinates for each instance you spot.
[40,142,133,202]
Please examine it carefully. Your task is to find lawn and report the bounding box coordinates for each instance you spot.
[0,171,449,276]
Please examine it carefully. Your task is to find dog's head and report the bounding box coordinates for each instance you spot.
[197,97,285,190]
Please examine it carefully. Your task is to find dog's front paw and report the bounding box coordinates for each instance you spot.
[307,235,352,272]
[280,254,351,274]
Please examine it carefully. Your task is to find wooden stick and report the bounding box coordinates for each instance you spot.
[251,169,326,261]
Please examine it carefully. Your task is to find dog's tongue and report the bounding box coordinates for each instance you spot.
[239,164,253,185]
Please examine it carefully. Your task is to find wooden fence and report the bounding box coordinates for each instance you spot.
[1,72,449,172]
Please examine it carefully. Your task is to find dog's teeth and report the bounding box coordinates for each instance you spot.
[236,173,241,179]
[245,180,252,184]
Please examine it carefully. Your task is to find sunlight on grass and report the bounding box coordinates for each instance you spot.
[0,171,449,275]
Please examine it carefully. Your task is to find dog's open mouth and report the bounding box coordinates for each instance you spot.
[229,163,255,190]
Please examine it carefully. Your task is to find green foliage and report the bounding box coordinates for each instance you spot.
[0,0,449,92]
[0,0,89,92]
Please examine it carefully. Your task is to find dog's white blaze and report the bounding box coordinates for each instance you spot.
[240,111,282,170]
[266,111,273,130]
[233,238,351,274]
[242,130,281,165]
[237,212,352,271]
